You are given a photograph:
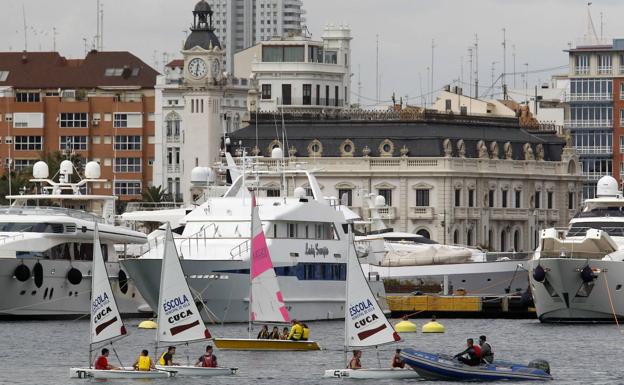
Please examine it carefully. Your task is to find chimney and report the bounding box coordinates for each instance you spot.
[21,51,28,63]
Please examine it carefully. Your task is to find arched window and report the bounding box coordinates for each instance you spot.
[467,229,473,246]
[453,230,459,245]
[500,230,507,252]
[513,230,520,252]
[416,229,431,240]
[165,112,181,137]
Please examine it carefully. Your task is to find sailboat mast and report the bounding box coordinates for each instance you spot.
[248,195,253,339]
[343,223,351,368]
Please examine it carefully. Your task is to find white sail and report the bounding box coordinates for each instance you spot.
[157,225,211,344]
[345,238,400,348]
[250,193,291,323]
[90,224,127,345]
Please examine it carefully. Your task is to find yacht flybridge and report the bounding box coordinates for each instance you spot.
[0,160,148,317]
[530,175,624,322]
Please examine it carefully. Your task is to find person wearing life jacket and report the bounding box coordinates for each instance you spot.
[454,338,481,366]
[347,350,362,370]
[133,349,155,371]
[269,326,281,340]
[479,335,494,364]
[195,345,218,368]
[94,348,119,370]
[257,325,270,339]
[287,319,303,341]
[159,346,177,366]
[301,323,310,341]
[391,349,405,368]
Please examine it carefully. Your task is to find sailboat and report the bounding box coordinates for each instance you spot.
[69,225,170,379]
[214,193,320,351]
[323,226,420,380]
[154,224,237,376]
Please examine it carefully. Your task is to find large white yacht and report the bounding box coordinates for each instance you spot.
[0,160,148,318]
[529,175,624,322]
[121,151,385,323]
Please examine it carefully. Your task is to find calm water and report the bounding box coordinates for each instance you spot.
[0,317,622,385]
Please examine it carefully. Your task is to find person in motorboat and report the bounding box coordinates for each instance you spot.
[280,327,289,340]
[257,325,270,339]
[392,349,405,368]
[94,348,119,370]
[347,350,362,370]
[195,345,218,368]
[453,338,481,366]
[287,319,303,341]
[301,323,310,341]
[133,349,156,371]
[159,346,178,366]
[479,335,494,364]
[269,326,281,339]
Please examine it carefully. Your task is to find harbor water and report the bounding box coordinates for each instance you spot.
[0,318,621,385]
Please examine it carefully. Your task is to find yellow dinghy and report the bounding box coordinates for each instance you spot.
[214,338,320,351]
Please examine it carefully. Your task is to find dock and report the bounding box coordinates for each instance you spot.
[387,295,536,319]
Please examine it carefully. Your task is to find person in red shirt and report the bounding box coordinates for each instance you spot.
[195,345,218,368]
[391,349,405,368]
[94,348,119,370]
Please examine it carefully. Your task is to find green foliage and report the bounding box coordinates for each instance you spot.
[142,185,167,203]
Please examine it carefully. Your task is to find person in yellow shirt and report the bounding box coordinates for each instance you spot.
[301,323,310,341]
[287,319,303,341]
[133,349,155,371]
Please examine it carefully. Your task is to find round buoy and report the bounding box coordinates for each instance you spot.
[14,264,31,282]
[138,320,158,329]
[395,320,418,333]
[67,268,83,285]
[580,265,595,283]
[422,321,445,333]
[118,270,129,294]
[532,265,546,283]
[33,262,43,288]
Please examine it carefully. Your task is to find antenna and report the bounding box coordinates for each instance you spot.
[52,27,58,52]
[512,44,516,88]
[467,47,473,98]
[96,0,100,49]
[22,5,28,51]
[431,39,435,107]
[585,3,599,45]
[474,34,479,99]
[502,28,507,99]
[600,11,604,41]
[490,61,498,98]
[100,2,104,50]
[357,64,362,106]
[375,34,379,104]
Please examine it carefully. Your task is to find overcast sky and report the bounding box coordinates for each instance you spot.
[2,0,624,106]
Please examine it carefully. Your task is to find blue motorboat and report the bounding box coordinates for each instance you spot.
[400,349,553,381]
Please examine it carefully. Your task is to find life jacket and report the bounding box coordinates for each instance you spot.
[289,324,303,340]
[201,354,217,368]
[392,356,405,368]
[137,356,151,371]
[302,326,310,340]
[159,352,166,365]
[472,344,481,358]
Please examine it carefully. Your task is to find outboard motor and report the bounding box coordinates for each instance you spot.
[532,264,546,283]
[528,359,550,375]
[580,265,595,283]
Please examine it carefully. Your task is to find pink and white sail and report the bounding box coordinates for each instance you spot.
[249,193,291,323]
[157,225,211,344]
[90,224,127,345]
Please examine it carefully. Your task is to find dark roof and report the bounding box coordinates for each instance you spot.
[229,114,566,162]
[184,30,221,50]
[166,59,184,68]
[0,51,159,89]
[194,0,212,13]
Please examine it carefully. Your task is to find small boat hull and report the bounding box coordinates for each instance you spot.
[69,367,171,379]
[213,338,321,351]
[400,349,552,381]
[323,368,420,379]
[156,365,237,376]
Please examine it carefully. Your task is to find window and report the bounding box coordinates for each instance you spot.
[535,191,541,209]
[416,189,430,206]
[15,92,40,103]
[266,188,280,197]
[114,136,142,150]
[262,46,304,62]
[468,189,475,207]
[338,188,352,206]
[325,85,330,106]
[13,113,44,128]
[165,113,181,137]
[547,191,554,209]
[515,190,521,208]
[303,84,312,105]
[488,189,495,208]
[281,84,291,105]
[501,190,508,208]
[113,113,142,128]
[60,113,88,128]
[378,189,392,206]
[261,84,271,100]
[316,85,320,105]
[114,158,142,173]
[288,223,297,238]
[13,159,36,171]
[114,181,142,195]
[59,136,88,151]
[14,136,42,150]
[454,189,461,207]
[568,192,575,210]
[598,54,612,74]
[575,55,589,74]
[0,71,9,81]
[335,86,339,107]
[325,50,337,64]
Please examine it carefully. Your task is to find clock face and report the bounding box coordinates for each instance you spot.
[211,60,220,76]
[188,58,207,78]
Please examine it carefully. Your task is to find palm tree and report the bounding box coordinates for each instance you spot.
[142,185,167,203]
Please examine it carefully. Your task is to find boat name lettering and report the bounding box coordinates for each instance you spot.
[93,306,112,323]
[91,292,109,312]
[163,294,189,313]
[168,309,193,324]
[305,243,329,257]
[349,299,375,318]
[354,313,379,329]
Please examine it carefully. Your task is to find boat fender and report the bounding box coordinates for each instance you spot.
[118,270,128,294]
[67,267,83,285]
[580,265,595,283]
[33,262,44,288]
[14,264,31,282]
[532,265,546,283]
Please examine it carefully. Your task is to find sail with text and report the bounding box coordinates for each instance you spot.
[249,193,291,323]
[345,240,400,347]
[90,224,127,345]
[157,224,211,343]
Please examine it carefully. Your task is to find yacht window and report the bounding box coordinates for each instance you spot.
[288,223,297,238]
[16,242,107,261]
[0,222,63,233]
[568,222,624,237]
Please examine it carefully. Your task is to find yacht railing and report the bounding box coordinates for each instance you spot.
[0,206,104,223]
[229,240,250,260]
[125,202,185,212]
[0,233,26,244]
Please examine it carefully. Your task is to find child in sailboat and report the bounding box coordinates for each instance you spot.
[195,345,218,368]
[159,346,178,366]
[280,327,289,340]
[287,320,303,340]
[94,348,119,371]
[257,325,270,339]
[392,349,405,368]
[348,350,362,369]
[269,326,281,339]
[301,323,310,341]
[133,350,156,371]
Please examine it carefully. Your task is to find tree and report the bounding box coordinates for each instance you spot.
[142,185,167,203]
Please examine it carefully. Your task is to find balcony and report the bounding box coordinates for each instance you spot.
[453,207,467,219]
[565,119,612,128]
[573,146,612,155]
[409,206,434,220]
[574,67,589,75]
[166,135,181,143]
[167,164,180,173]
[597,66,612,75]
[377,206,396,220]
[565,93,612,102]
[490,208,530,221]
[547,209,560,222]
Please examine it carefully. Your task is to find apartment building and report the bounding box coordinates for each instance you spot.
[0,51,159,200]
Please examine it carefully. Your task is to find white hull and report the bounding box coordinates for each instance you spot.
[0,259,147,317]
[529,258,624,322]
[323,368,420,379]
[69,367,171,379]
[156,365,237,376]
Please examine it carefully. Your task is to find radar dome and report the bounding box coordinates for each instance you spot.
[271,147,283,159]
[374,195,386,207]
[596,175,619,197]
[294,187,306,199]
[191,167,212,186]
[59,160,74,175]
[84,161,101,179]
[32,161,49,179]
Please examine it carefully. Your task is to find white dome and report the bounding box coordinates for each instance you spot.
[596,175,619,197]
[271,147,283,159]
[294,187,306,199]
[84,161,101,179]
[32,161,49,179]
[191,167,209,185]
[59,160,74,175]
[374,195,386,207]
